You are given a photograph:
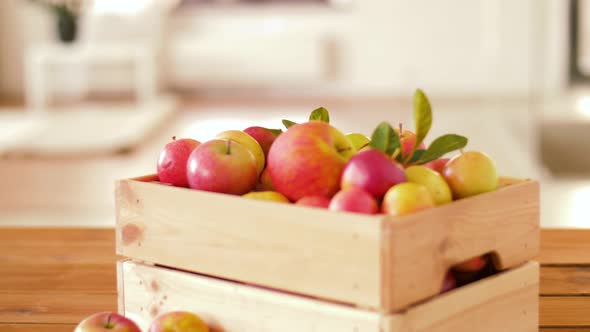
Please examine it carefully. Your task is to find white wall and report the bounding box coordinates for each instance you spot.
[0,0,571,99]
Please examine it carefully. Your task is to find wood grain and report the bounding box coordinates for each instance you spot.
[120,260,538,332]
[539,229,590,265]
[382,179,539,310]
[116,178,383,309]
[0,324,76,332]
[117,177,539,312]
[540,297,590,326]
[541,266,590,295]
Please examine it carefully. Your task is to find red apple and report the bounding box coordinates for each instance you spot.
[267,121,355,201]
[149,311,209,332]
[75,312,140,332]
[187,139,258,195]
[296,196,331,208]
[423,158,450,174]
[453,256,488,272]
[440,271,457,293]
[394,128,425,158]
[244,126,277,158]
[340,149,406,200]
[329,187,378,214]
[157,137,200,187]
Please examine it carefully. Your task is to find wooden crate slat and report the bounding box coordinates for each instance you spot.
[119,260,383,332]
[382,262,539,332]
[116,178,383,308]
[383,179,539,310]
[541,266,590,295]
[120,261,538,332]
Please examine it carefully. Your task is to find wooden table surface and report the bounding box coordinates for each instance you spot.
[0,228,589,332]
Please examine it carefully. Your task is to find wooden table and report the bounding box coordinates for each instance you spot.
[0,228,588,332]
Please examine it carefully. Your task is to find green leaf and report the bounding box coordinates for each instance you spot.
[265,128,283,137]
[282,119,297,129]
[369,122,401,156]
[309,107,330,123]
[419,134,468,164]
[407,149,426,164]
[413,89,433,150]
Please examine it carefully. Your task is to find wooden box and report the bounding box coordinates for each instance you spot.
[115,175,539,312]
[118,260,539,332]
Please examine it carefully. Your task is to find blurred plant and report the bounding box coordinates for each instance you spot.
[28,0,86,43]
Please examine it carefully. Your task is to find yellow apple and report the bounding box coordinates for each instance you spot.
[243,191,290,203]
[216,130,265,175]
[346,133,370,151]
[405,165,452,205]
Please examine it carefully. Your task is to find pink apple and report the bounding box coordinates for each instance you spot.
[187,139,258,195]
[423,158,450,174]
[149,311,209,332]
[157,137,200,187]
[453,256,488,273]
[75,312,140,332]
[296,196,331,209]
[244,126,277,158]
[340,149,406,200]
[394,128,425,158]
[267,121,355,201]
[440,271,457,293]
[329,188,378,214]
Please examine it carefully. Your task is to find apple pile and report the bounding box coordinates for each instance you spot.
[156,89,500,292]
[75,311,209,332]
[156,89,499,213]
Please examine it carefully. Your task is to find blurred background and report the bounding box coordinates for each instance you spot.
[0,0,587,228]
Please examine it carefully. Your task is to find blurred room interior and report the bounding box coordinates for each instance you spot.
[0,0,588,228]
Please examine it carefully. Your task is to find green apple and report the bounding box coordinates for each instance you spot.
[382,182,435,216]
[405,165,452,205]
[442,151,498,199]
[346,133,370,151]
[149,311,208,332]
[216,130,265,175]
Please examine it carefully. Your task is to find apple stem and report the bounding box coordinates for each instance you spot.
[106,314,112,329]
[460,148,464,154]
[399,123,403,135]
[172,136,176,141]
[226,139,232,155]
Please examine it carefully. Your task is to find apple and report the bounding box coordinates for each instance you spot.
[296,196,331,209]
[256,167,275,191]
[440,271,457,293]
[244,126,277,158]
[243,191,290,203]
[442,151,499,199]
[329,187,378,215]
[267,121,355,201]
[394,128,425,158]
[216,130,265,175]
[75,312,140,332]
[149,311,209,332]
[187,139,258,195]
[382,183,435,216]
[423,158,450,174]
[405,165,452,205]
[340,149,406,200]
[157,137,200,187]
[453,256,488,273]
[346,133,370,151]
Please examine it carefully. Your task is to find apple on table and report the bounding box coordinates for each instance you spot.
[75,312,141,332]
